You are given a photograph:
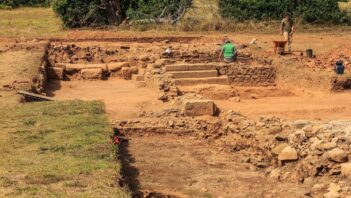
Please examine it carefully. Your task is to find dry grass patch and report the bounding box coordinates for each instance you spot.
[0,7,62,38]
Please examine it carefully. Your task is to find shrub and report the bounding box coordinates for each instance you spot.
[52,0,190,28]
[126,0,191,21]
[52,0,108,28]
[0,0,52,8]
[298,0,346,23]
[219,0,349,24]
[0,0,18,8]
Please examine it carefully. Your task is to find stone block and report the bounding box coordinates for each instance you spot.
[278,146,298,162]
[121,67,133,80]
[54,63,66,69]
[182,100,215,117]
[324,148,348,163]
[66,64,86,72]
[86,63,107,71]
[108,62,129,72]
[47,67,64,80]
[272,143,289,156]
[132,74,145,81]
[139,68,146,75]
[341,163,351,178]
[81,68,102,80]
[138,60,148,68]
[128,56,139,67]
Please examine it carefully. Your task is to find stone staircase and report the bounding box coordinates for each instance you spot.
[165,63,229,86]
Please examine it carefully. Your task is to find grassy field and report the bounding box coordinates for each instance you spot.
[0,100,130,197]
[0,7,62,37]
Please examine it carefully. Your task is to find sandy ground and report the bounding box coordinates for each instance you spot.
[217,91,351,121]
[48,79,351,121]
[47,79,167,120]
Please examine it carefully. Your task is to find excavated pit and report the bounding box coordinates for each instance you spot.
[39,39,351,197]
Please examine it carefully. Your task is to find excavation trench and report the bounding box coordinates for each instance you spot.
[38,39,351,198]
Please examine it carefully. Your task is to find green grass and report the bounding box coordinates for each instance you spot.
[0,7,62,37]
[0,100,130,197]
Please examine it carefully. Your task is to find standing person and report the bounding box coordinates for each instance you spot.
[280,12,294,53]
[218,39,237,63]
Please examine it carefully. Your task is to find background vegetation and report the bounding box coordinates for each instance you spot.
[52,0,191,28]
[0,0,51,8]
[0,0,350,32]
[219,0,351,24]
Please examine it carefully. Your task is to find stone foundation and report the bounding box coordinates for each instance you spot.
[219,64,276,86]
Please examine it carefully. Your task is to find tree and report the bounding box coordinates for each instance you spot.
[102,0,123,25]
[53,0,191,28]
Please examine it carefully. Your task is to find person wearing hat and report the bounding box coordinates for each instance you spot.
[218,38,237,63]
[280,12,294,53]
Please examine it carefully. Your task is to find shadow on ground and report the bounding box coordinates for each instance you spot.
[118,141,141,196]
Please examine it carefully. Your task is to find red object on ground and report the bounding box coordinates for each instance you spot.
[273,41,287,54]
[113,136,120,145]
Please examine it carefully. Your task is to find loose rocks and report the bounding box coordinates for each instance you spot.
[278,146,299,162]
[324,148,348,163]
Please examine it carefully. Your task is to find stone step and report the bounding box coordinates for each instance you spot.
[168,70,218,79]
[132,74,145,81]
[165,63,217,72]
[175,76,229,86]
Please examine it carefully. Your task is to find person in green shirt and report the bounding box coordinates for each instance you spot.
[280,12,294,53]
[219,39,237,63]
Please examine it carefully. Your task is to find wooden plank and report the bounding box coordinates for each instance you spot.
[17,91,55,101]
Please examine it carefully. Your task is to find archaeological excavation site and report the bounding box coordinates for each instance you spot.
[11,35,351,198]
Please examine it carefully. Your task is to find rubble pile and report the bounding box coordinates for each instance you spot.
[48,44,123,65]
[305,45,351,71]
[114,110,351,196]
[220,114,351,196]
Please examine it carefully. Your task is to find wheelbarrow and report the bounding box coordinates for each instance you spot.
[273,41,287,55]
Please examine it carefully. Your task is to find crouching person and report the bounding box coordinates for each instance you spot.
[219,39,237,63]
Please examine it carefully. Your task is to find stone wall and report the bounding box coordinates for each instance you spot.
[219,64,276,86]
[31,42,50,94]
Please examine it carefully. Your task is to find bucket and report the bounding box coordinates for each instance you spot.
[306,49,313,58]
[335,61,345,75]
